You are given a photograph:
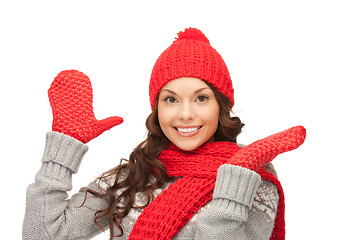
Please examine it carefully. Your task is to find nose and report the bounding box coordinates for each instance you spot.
[178,102,195,121]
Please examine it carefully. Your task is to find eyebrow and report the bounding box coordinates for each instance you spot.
[160,89,177,95]
[194,87,211,94]
[160,87,210,95]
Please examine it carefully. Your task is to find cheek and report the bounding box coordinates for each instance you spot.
[157,107,167,130]
[208,112,220,131]
[158,104,175,132]
[201,104,220,131]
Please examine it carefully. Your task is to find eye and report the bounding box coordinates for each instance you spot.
[164,96,178,104]
[196,95,209,103]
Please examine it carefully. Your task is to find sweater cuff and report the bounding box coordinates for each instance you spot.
[214,164,261,207]
[41,131,88,173]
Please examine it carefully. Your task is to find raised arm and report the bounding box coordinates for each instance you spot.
[195,126,306,239]
[23,70,122,239]
[23,132,110,239]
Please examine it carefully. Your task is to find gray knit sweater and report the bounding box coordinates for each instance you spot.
[23,132,279,239]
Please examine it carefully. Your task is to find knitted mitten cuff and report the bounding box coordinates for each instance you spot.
[41,132,89,173]
[213,164,261,208]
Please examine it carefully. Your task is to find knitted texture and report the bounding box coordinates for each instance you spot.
[149,28,234,110]
[48,70,123,143]
[228,126,307,171]
[129,124,307,240]
[129,142,239,240]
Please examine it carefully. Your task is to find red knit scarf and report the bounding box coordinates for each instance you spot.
[129,141,285,239]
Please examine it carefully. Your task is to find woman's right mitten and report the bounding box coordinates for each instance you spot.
[48,69,123,143]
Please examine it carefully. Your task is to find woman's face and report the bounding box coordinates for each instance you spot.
[158,77,220,151]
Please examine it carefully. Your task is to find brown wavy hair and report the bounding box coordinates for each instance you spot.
[80,81,245,239]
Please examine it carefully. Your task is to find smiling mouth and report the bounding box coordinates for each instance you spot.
[175,126,202,134]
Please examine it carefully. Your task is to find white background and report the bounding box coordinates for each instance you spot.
[1,1,359,239]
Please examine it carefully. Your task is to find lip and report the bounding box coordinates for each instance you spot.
[174,126,202,137]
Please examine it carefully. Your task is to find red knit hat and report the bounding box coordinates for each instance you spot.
[149,28,234,110]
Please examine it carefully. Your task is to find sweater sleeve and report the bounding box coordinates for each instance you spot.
[23,132,110,240]
[194,164,278,240]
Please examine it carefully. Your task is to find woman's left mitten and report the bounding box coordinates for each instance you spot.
[227,126,306,171]
[48,70,123,143]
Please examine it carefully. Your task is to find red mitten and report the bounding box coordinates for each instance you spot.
[48,70,123,143]
[227,126,306,171]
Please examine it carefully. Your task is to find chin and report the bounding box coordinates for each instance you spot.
[173,139,207,152]
[177,145,198,151]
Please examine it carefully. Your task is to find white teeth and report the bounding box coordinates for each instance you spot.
[176,127,200,133]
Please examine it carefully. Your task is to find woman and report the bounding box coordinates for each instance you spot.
[23,28,306,239]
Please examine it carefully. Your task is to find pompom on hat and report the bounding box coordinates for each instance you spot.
[149,28,234,110]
